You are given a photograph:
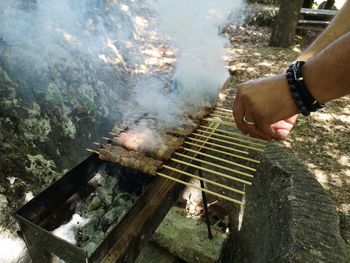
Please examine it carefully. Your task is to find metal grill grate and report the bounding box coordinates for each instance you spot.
[155,107,266,205]
[89,107,267,206]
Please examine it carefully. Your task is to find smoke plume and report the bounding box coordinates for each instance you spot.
[130,0,244,129]
[0,0,244,148]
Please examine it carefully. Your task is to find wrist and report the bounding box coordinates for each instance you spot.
[285,61,325,116]
[275,73,300,117]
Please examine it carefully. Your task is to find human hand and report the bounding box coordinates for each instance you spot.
[232,73,299,140]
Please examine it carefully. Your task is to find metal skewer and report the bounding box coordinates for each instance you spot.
[191,119,220,239]
[197,161,213,239]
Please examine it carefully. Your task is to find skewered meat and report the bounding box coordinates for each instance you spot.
[184,105,214,121]
[109,132,184,161]
[93,104,215,175]
[168,123,198,137]
[96,144,162,176]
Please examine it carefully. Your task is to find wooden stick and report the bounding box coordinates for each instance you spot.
[209,113,233,121]
[174,152,254,179]
[162,165,245,195]
[192,120,220,154]
[187,137,249,155]
[215,107,233,113]
[93,142,101,146]
[192,132,265,152]
[205,118,236,127]
[213,110,231,115]
[183,141,260,164]
[156,172,243,205]
[197,128,266,148]
[199,125,267,144]
[180,147,256,172]
[170,158,252,185]
[86,148,100,155]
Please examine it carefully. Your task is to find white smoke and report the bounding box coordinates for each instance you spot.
[0,0,244,132]
[130,0,244,129]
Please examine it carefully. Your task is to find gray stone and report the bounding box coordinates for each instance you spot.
[236,144,350,263]
[135,242,175,263]
[0,194,8,209]
[152,207,228,263]
[0,194,8,223]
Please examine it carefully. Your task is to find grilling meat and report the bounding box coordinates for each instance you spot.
[109,132,184,161]
[169,124,197,137]
[97,144,162,176]
[94,105,215,175]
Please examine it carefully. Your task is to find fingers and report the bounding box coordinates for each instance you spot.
[254,119,275,140]
[233,99,272,140]
[233,91,248,135]
[245,114,275,140]
[231,75,299,140]
[271,115,298,140]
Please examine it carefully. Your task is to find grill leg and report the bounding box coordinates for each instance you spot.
[197,167,213,240]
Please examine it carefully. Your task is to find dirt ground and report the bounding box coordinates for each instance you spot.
[221,24,350,246]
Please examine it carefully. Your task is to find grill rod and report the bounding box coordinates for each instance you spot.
[88,109,264,205]
[188,120,220,239]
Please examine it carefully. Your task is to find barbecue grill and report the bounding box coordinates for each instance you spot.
[14,107,266,263]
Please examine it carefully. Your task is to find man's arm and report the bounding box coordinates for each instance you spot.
[298,0,350,60]
[233,31,350,140]
[303,30,350,103]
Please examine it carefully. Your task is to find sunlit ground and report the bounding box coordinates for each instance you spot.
[221,24,350,245]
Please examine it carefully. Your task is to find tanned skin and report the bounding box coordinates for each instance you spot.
[229,1,350,140]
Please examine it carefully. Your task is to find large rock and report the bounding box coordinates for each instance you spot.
[135,242,176,263]
[152,207,228,263]
[236,144,350,262]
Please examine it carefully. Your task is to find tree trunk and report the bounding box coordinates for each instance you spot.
[269,0,304,47]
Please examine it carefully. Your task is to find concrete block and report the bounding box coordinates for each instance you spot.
[152,207,228,263]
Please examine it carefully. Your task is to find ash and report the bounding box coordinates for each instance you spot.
[53,164,150,257]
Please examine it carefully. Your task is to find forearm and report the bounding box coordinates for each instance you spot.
[303,31,350,103]
[298,0,350,61]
